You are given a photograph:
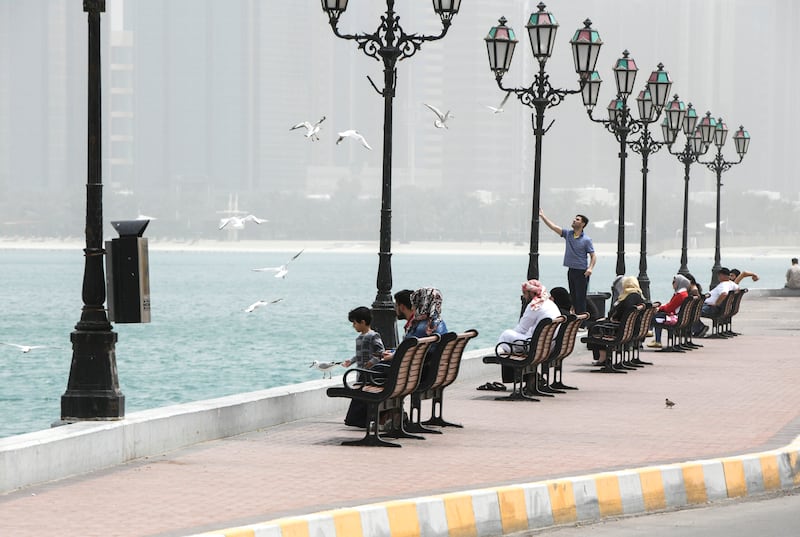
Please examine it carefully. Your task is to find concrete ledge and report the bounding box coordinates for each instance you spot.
[0,347,489,494]
[744,288,800,298]
[186,437,800,537]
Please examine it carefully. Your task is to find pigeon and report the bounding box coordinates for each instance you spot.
[486,91,511,114]
[335,130,373,150]
[219,214,267,230]
[423,103,454,129]
[252,249,304,279]
[665,398,676,409]
[309,360,343,379]
[244,298,283,313]
[1,343,49,353]
[290,116,326,141]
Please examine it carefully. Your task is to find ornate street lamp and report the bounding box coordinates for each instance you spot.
[699,118,750,288]
[627,64,673,299]
[583,51,671,277]
[320,0,460,348]
[662,97,713,276]
[484,8,602,286]
[61,0,125,421]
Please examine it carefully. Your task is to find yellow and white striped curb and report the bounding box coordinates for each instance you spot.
[189,437,800,537]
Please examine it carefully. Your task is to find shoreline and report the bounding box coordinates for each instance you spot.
[0,236,796,258]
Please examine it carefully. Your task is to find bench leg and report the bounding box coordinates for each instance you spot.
[550,363,578,390]
[406,395,442,434]
[381,408,426,440]
[421,391,463,428]
[341,407,402,447]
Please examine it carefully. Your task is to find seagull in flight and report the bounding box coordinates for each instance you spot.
[2,342,49,353]
[252,249,304,279]
[336,130,373,150]
[423,103,454,129]
[486,91,511,114]
[309,360,343,379]
[290,116,326,141]
[219,214,267,230]
[244,298,284,313]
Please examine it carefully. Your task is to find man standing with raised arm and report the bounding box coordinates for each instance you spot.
[539,209,597,326]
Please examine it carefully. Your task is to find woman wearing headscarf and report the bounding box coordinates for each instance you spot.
[406,287,447,338]
[590,276,645,365]
[496,279,561,355]
[647,274,690,349]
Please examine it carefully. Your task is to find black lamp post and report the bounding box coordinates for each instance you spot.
[61,0,125,421]
[320,0,461,348]
[661,96,714,276]
[583,52,672,277]
[484,6,603,284]
[700,119,750,288]
[628,66,673,299]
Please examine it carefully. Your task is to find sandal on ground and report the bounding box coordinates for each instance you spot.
[477,382,506,391]
[492,381,507,391]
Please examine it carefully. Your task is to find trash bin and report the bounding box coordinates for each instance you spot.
[106,219,151,323]
[586,291,611,321]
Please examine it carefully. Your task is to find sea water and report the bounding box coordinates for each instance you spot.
[0,246,786,438]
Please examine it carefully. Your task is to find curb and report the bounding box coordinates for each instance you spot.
[187,437,800,537]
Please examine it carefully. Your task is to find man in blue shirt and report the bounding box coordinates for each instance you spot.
[539,209,597,325]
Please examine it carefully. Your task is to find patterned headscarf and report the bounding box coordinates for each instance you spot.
[522,279,550,310]
[411,287,443,335]
[617,276,644,302]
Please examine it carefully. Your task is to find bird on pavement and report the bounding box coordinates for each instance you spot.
[423,103,454,129]
[219,214,267,230]
[1,342,49,353]
[665,398,676,409]
[244,298,283,313]
[309,360,343,379]
[485,91,511,114]
[335,130,372,150]
[290,116,326,141]
[252,249,304,279]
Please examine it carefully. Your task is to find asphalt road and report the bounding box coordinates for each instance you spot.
[523,489,800,536]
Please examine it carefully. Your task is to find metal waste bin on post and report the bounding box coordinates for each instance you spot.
[586,291,611,321]
[106,220,151,323]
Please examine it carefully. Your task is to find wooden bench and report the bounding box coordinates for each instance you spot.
[628,302,660,367]
[706,288,747,338]
[582,304,643,373]
[406,329,479,434]
[326,334,439,447]
[537,313,589,393]
[482,316,565,401]
[658,295,700,353]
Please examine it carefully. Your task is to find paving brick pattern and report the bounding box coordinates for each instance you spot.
[1,296,798,537]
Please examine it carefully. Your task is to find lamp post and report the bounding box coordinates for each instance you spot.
[700,119,750,288]
[661,96,714,276]
[582,52,672,277]
[61,0,125,421]
[628,67,673,299]
[320,0,461,348]
[484,7,602,285]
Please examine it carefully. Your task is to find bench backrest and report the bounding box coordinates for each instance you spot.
[415,331,458,393]
[433,329,478,390]
[617,305,644,346]
[730,288,748,317]
[635,302,659,341]
[550,313,589,363]
[674,295,699,330]
[388,335,439,400]
[528,316,565,366]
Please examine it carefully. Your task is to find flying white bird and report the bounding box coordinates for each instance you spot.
[486,91,511,114]
[423,103,454,129]
[290,116,326,141]
[219,214,267,230]
[252,249,304,279]
[336,130,373,150]
[1,342,49,353]
[591,219,613,229]
[309,360,343,379]
[244,298,284,313]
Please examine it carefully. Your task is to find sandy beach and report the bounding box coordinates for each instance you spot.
[0,235,795,259]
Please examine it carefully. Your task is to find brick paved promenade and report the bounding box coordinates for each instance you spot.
[1,294,798,537]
